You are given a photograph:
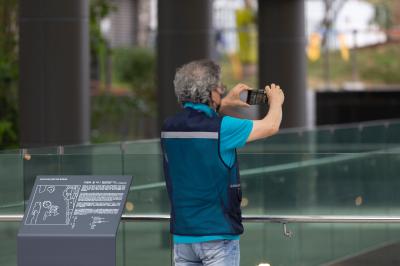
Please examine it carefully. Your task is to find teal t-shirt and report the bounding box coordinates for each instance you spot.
[174,103,253,244]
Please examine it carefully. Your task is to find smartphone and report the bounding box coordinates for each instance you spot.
[246,89,268,105]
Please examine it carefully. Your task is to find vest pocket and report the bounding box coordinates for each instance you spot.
[228,185,242,218]
[226,185,243,233]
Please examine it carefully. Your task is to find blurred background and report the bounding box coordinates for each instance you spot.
[0,0,399,149]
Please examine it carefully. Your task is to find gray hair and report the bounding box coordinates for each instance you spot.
[174,59,221,105]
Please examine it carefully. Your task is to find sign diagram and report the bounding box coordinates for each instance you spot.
[26,185,81,227]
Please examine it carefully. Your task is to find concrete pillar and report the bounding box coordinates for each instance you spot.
[157,0,213,128]
[258,0,307,128]
[19,0,90,147]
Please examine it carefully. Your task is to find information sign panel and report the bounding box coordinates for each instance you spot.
[18,175,132,266]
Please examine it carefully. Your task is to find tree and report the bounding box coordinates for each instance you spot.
[319,0,347,86]
[89,0,115,82]
[0,0,18,149]
[367,0,396,29]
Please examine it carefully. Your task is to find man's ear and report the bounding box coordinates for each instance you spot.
[210,90,218,108]
[210,90,219,102]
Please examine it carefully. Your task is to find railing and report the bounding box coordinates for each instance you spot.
[6,214,400,223]
[4,214,400,238]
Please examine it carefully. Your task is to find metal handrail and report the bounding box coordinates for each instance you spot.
[5,214,400,237]
[0,214,22,222]
[4,214,400,223]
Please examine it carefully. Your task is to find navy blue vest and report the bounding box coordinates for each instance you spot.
[161,107,243,236]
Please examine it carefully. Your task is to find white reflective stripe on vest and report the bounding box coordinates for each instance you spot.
[161,131,218,139]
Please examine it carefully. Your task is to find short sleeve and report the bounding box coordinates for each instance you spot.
[219,116,253,167]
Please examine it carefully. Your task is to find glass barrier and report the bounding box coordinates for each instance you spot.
[0,153,24,214]
[124,139,160,154]
[242,120,400,153]
[63,142,124,155]
[238,152,400,216]
[120,222,172,266]
[0,222,19,266]
[124,154,166,214]
[1,120,400,265]
[0,152,23,266]
[241,222,400,266]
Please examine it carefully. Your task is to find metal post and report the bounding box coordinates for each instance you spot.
[258,0,307,128]
[157,0,213,129]
[19,0,90,148]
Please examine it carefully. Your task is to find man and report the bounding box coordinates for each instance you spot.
[161,59,284,266]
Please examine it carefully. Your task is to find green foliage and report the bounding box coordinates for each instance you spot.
[89,1,157,142]
[112,47,157,114]
[89,0,115,56]
[91,94,139,143]
[367,0,397,27]
[0,0,18,149]
[91,47,157,143]
[308,43,400,85]
[359,43,400,83]
[89,0,116,83]
[92,94,138,120]
[0,120,16,146]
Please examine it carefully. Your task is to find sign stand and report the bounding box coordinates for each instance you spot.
[18,175,132,266]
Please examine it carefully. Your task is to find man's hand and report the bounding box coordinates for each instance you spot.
[220,83,251,109]
[265,83,284,106]
[246,83,284,142]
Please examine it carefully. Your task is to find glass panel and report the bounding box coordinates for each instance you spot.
[60,154,123,176]
[22,147,59,203]
[238,152,400,216]
[241,223,400,266]
[0,222,19,266]
[387,122,400,143]
[0,153,24,214]
[0,149,20,154]
[64,143,123,155]
[123,154,167,214]
[124,140,161,154]
[122,222,172,265]
[243,130,314,153]
[360,124,387,144]
[241,121,400,153]
[63,143,124,175]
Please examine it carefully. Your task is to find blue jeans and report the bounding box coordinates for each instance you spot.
[174,240,240,266]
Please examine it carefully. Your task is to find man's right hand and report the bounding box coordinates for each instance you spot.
[265,83,284,106]
[246,83,284,142]
[221,83,251,109]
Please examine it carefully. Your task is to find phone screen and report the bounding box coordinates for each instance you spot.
[246,90,267,105]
